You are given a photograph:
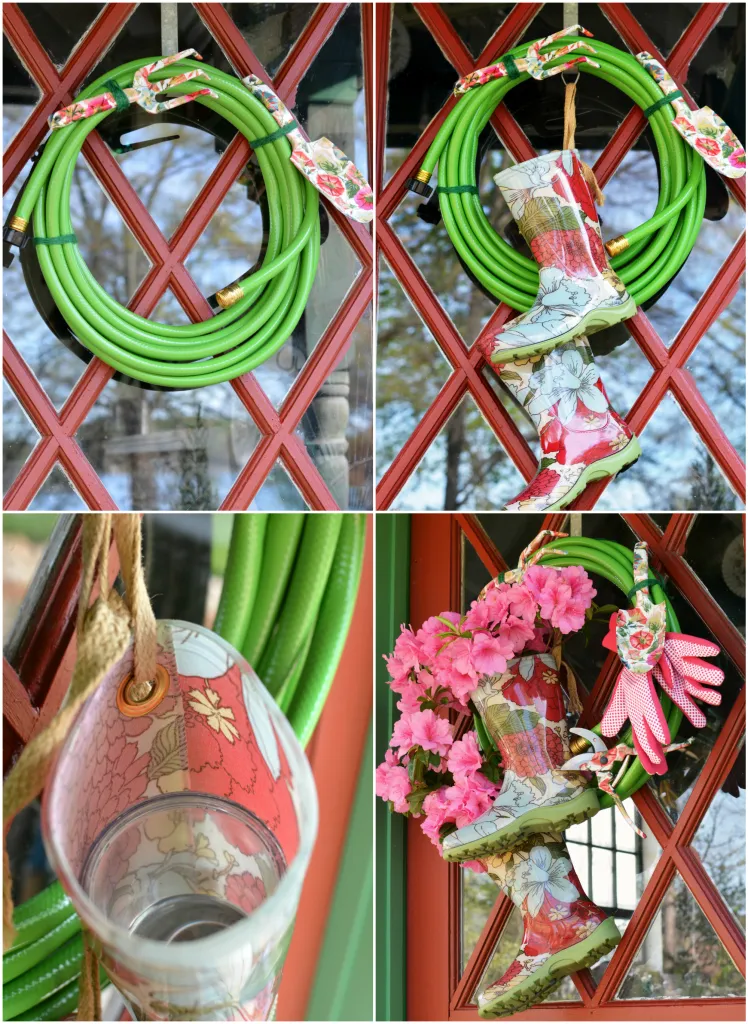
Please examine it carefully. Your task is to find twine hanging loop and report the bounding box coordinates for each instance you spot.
[563,74,605,206]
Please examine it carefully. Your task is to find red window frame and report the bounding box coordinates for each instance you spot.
[374,3,747,511]
[406,511,746,1021]
[2,515,374,1020]
[3,2,374,511]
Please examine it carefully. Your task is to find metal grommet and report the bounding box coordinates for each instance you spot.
[116,664,170,717]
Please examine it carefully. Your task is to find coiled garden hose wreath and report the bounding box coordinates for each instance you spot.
[3,511,366,1021]
[415,35,706,309]
[515,537,683,805]
[8,57,320,388]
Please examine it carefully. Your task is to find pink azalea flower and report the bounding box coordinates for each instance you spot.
[384,652,411,691]
[421,788,450,845]
[525,625,550,651]
[463,860,487,874]
[560,565,596,608]
[397,680,428,715]
[446,731,483,781]
[390,713,415,757]
[444,774,498,828]
[524,564,554,600]
[463,599,492,631]
[394,626,423,672]
[375,760,412,813]
[433,661,476,705]
[499,614,536,651]
[410,709,454,756]
[508,584,538,622]
[471,632,513,675]
[484,584,511,624]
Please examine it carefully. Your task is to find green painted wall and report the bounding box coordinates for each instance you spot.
[306,723,373,1021]
[375,514,410,1022]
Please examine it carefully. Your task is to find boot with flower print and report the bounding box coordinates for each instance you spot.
[476,835,621,1018]
[495,335,641,511]
[479,150,636,364]
[441,653,599,863]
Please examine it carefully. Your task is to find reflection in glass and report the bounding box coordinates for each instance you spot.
[27,466,88,512]
[3,382,39,497]
[618,872,745,999]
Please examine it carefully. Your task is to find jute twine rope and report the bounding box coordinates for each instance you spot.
[3,513,157,1018]
[563,77,605,206]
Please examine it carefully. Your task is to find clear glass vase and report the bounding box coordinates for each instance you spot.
[43,621,318,1021]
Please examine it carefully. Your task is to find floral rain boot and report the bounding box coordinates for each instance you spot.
[441,653,599,863]
[476,835,621,1018]
[495,335,641,511]
[482,150,636,363]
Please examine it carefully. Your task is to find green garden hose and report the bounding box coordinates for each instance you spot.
[241,513,306,667]
[287,513,367,745]
[534,537,683,804]
[6,880,73,950]
[213,513,268,650]
[418,35,706,309]
[9,967,109,1021]
[10,57,320,388]
[3,933,84,1019]
[3,907,80,982]
[256,513,344,697]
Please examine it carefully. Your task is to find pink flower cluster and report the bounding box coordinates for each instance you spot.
[377,563,595,870]
[385,566,594,709]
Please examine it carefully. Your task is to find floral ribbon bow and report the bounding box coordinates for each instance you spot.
[243,75,373,224]
[454,25,599,96]
[636,53,745,178]
[561,728,692,837]
[600,541,724,775]
[500,529,568,584]
[48,50,217,130]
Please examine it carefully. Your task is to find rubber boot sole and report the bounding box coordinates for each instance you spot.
[544,436,642,511]
[477,918,622,1018]
[441,790,600,863]
[488,295,638,364]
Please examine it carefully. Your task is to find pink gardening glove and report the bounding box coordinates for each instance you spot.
[599,542,671,775]
[653,634,723,728]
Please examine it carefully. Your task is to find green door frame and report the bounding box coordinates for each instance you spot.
[375,513,410,1021]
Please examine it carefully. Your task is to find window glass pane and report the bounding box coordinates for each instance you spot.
[618,872,745,999]
[616,852,638,912]
[591,807,614,848]
[591,847,614,908]
[693,784,746,933]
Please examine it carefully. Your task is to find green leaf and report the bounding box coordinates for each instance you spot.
[435,615,459,630]
[428,750,442,767]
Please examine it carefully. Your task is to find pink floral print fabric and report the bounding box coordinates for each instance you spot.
[637,52,745,178]
[243,74,373,224]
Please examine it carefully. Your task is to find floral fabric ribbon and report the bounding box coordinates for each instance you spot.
[637,52,746,178]
[243,75,373,224]
[48,50,217,130]
[600,541,724,775]
[454,25,599,96]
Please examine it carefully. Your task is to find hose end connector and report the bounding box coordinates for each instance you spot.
[216,282,245,309]
[605,234,630,258]
[3,216,28,268]
[407,168,433,197]
[417,194,442,225]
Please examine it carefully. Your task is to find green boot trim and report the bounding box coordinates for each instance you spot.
[544,436,642,512]
[478,917,622,1018]
[489,295,638,363]
[442,790,601,863]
